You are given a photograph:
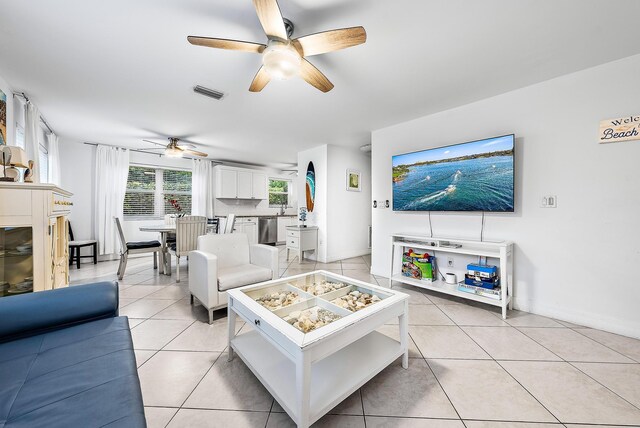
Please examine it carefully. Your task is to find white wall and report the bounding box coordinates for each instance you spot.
[297,145,328,261]
[60,140,95,241]
[371,54,640,338]
[326,145,372,261]
[297,144,372,263]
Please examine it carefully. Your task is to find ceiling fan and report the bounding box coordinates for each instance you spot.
[142,137,208,158]
[188,0,366,93]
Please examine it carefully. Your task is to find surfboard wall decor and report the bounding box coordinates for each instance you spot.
[305,161,315,212]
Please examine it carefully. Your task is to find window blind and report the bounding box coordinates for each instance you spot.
[124,166,192,218]
[124,166,156,217]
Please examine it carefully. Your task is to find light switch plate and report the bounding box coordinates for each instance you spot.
[541,195,557,208]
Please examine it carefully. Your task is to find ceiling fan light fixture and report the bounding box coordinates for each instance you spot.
[165,147,184,158]
[262,42,301,80]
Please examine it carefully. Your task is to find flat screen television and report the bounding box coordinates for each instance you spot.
[392,134,515,212]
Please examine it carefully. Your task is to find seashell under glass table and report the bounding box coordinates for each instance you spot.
[226,271,410,428]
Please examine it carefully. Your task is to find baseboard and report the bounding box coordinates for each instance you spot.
[325,248,371,264]
[371,265,639,340]
[513,297,640,340]
[370,267,388,278]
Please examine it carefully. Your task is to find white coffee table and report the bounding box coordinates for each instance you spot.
[226,270,409,428]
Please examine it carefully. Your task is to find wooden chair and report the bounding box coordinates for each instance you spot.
[114,217,161,280]
[169,216,207,282]
[68,222,97,269]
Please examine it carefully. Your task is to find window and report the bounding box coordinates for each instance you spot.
[163,169,192,215]
[268,179,291,207]
[124,166,156,217]
[124,166,191,218]
[38,144,48,182]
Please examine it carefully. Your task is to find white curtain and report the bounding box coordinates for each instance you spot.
[47,133,61,185]
[24,102,41,183]
[191,159,213,218]
[95,145,129,255]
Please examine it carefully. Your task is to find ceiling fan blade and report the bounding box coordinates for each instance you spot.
[142,139,166,147]
[292,26,366,57]
[252,0,288,41]
[249,66,271,92]
[300,59,334,92]
[187,36,266,53]
[176,143,197,149]
[183,149,208,157]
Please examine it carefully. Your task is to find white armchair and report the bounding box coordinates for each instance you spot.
[188,232,278,323]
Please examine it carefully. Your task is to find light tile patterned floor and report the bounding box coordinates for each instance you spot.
[70,247,640,427]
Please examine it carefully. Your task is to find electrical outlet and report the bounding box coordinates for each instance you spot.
[541,195,557,208]
[447,257,454,268]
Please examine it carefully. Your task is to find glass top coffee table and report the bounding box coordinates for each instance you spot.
[226,270,410,428]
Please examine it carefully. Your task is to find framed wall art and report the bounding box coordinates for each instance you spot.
[346,169,361,192]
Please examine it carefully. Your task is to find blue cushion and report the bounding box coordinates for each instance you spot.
[0,281,119,343]
[0,317,145,428]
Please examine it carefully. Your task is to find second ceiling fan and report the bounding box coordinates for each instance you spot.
[188,0,366,93]
[143,137,208,158]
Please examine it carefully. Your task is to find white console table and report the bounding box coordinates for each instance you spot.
[286,226,318,261]
[390,234,514,318]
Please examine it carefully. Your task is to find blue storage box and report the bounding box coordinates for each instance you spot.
[467,263,498,279]
[464,274,500,289]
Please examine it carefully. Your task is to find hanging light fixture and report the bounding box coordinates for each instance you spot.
[164,139,184,158]
[262,41,301,80]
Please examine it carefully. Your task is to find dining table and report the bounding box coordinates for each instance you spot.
[139,223,218,275]
[138,225,175,275]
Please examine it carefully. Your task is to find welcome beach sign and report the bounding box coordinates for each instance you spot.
[599,115,640,144]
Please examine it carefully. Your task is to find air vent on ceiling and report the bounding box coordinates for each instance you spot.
[193,85,225,100]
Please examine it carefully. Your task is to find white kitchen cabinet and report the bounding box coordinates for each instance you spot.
[243,220,258,245]
[234,217,258,244]
[252,172,268,200]
[217,169,238,199]
[215,166,268,200]
[237,171,253,199]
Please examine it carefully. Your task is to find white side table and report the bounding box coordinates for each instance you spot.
[286,226,318,261]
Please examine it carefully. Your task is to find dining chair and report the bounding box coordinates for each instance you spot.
[68,221,97,269]
[223,214,236,234]
[207,218,219,234]
[169,216,207,282]
[114,217,161,280]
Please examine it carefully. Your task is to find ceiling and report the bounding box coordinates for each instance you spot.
[1,0,640,168]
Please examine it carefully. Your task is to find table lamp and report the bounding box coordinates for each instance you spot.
[0,146,29,182]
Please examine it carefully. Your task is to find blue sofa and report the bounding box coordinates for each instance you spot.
[0,281,146,428]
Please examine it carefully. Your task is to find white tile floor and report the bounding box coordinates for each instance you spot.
[69,247,640,427]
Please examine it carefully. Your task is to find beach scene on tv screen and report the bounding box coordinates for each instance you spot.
[392,135,514,212]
